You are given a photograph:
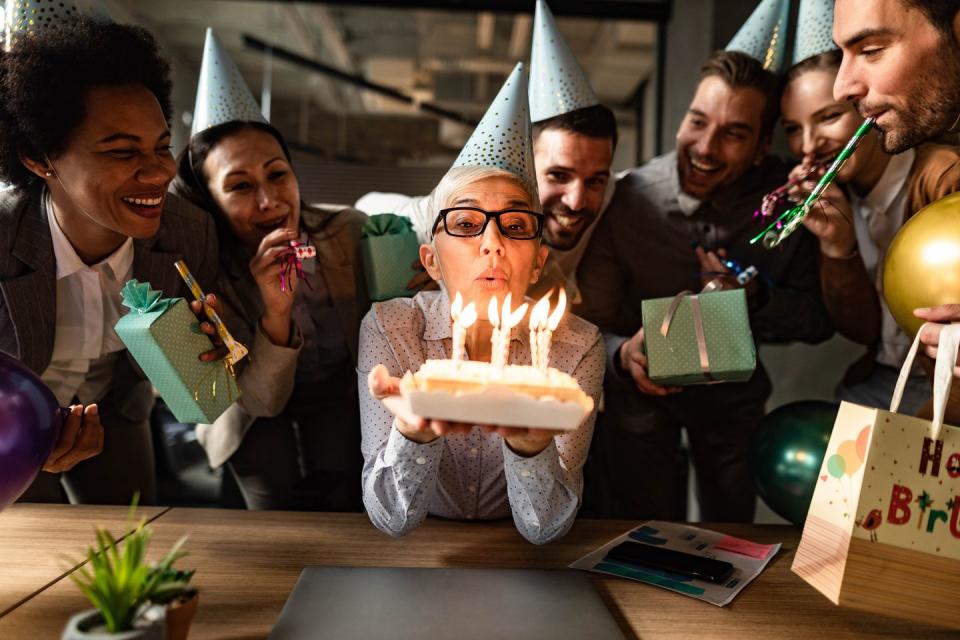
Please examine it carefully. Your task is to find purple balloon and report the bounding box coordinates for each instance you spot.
[0,351,66,511]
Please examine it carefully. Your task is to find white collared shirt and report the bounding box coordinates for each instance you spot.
[40,192,134,405]
[849,148,916,369]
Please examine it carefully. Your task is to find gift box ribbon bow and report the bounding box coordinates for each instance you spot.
[660,290,714,382]
[361,213,415,238]
[120,279,177,315]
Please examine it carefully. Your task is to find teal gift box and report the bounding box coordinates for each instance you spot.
[360,213,422,302]
[641,288,756,386]
[114,279,240,423]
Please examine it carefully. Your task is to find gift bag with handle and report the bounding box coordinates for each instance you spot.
[792,323,960,629]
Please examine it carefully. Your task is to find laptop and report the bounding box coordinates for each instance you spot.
[269,567,626,639]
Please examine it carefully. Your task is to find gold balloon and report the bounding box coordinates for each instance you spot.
[883,192,960,338]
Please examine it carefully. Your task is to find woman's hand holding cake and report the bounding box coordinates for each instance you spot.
[368,364,474,443]
[369,363,558,456]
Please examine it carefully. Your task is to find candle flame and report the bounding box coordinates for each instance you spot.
[451,291,463,320]
[499,293,527,331]
[547,288,566,331]
[488,296,500,328]
[460,302,477,328]
[506,302,529,330]
[529,294,551,330]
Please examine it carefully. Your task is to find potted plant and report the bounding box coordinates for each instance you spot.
[147,566,198,640]
[62,501,193,640]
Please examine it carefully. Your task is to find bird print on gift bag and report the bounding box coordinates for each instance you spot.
[856,508,883,542]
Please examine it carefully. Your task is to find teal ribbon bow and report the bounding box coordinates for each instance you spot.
[120,279,176,314]
[361,213,414,238]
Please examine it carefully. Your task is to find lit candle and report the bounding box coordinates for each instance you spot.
[488,296,501,368]
[499,293,528,370]
[541,288,566,371]
[500,293,513,370]
[529,294,551,369]
[451,291,463,321]
[450,292,477,361]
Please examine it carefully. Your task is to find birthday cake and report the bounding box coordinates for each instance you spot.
[399,359,594,431]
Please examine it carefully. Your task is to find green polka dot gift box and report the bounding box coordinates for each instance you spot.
[114,279,240,423]
[641,288,756,386]
[360,214,421,302]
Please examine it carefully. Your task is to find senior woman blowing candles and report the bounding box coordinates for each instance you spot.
[360,65,604,544]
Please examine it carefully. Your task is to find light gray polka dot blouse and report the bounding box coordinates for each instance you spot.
[358,289,604,545]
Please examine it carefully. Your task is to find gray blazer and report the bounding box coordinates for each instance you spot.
[0,184,222,428]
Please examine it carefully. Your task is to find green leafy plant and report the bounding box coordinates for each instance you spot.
[147,566,196,606]
[68,498,191,633]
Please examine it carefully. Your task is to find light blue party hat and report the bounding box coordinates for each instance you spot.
[451,63,538,201]
[725,0,790,74]
[528,0,599,123]
[3,0,82,52]
[191,27,267,137]
[792,0,837,66]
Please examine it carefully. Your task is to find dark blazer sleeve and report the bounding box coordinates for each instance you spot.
[172,193,222,309]
[0,187,57,374]
[748,229,835,345]
[573,201,631,338]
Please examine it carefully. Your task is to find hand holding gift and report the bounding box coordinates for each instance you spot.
[640,284,757,387]
[115,272,244,424]
[792,323,960,629]
[914,306,960,377]
[175,261,248,367]
[188,294,228,362]
[618,328,681,397]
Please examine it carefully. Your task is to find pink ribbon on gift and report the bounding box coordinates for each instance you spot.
[659,290,714,382]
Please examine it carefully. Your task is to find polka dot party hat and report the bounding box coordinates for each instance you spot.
[792,0,837,67]
[528,0,599,123]
[3,0,82,52]
[725,0,790,74]
[451,62,538,202]
[191,27,267,137]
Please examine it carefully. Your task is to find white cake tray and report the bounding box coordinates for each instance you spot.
[400,385,592,431]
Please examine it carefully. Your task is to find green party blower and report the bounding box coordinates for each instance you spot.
[751,117,875,249]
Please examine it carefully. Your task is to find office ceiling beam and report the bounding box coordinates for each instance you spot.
[243,34,479,127]
[208,0,671,21]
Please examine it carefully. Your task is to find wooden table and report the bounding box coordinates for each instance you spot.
[0,504,168,618]
[0,506,954,639]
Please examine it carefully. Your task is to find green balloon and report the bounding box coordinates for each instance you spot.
[750,400,839,526]
[827,454,846,479]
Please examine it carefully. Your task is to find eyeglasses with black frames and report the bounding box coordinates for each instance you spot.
[432,207,544,240]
